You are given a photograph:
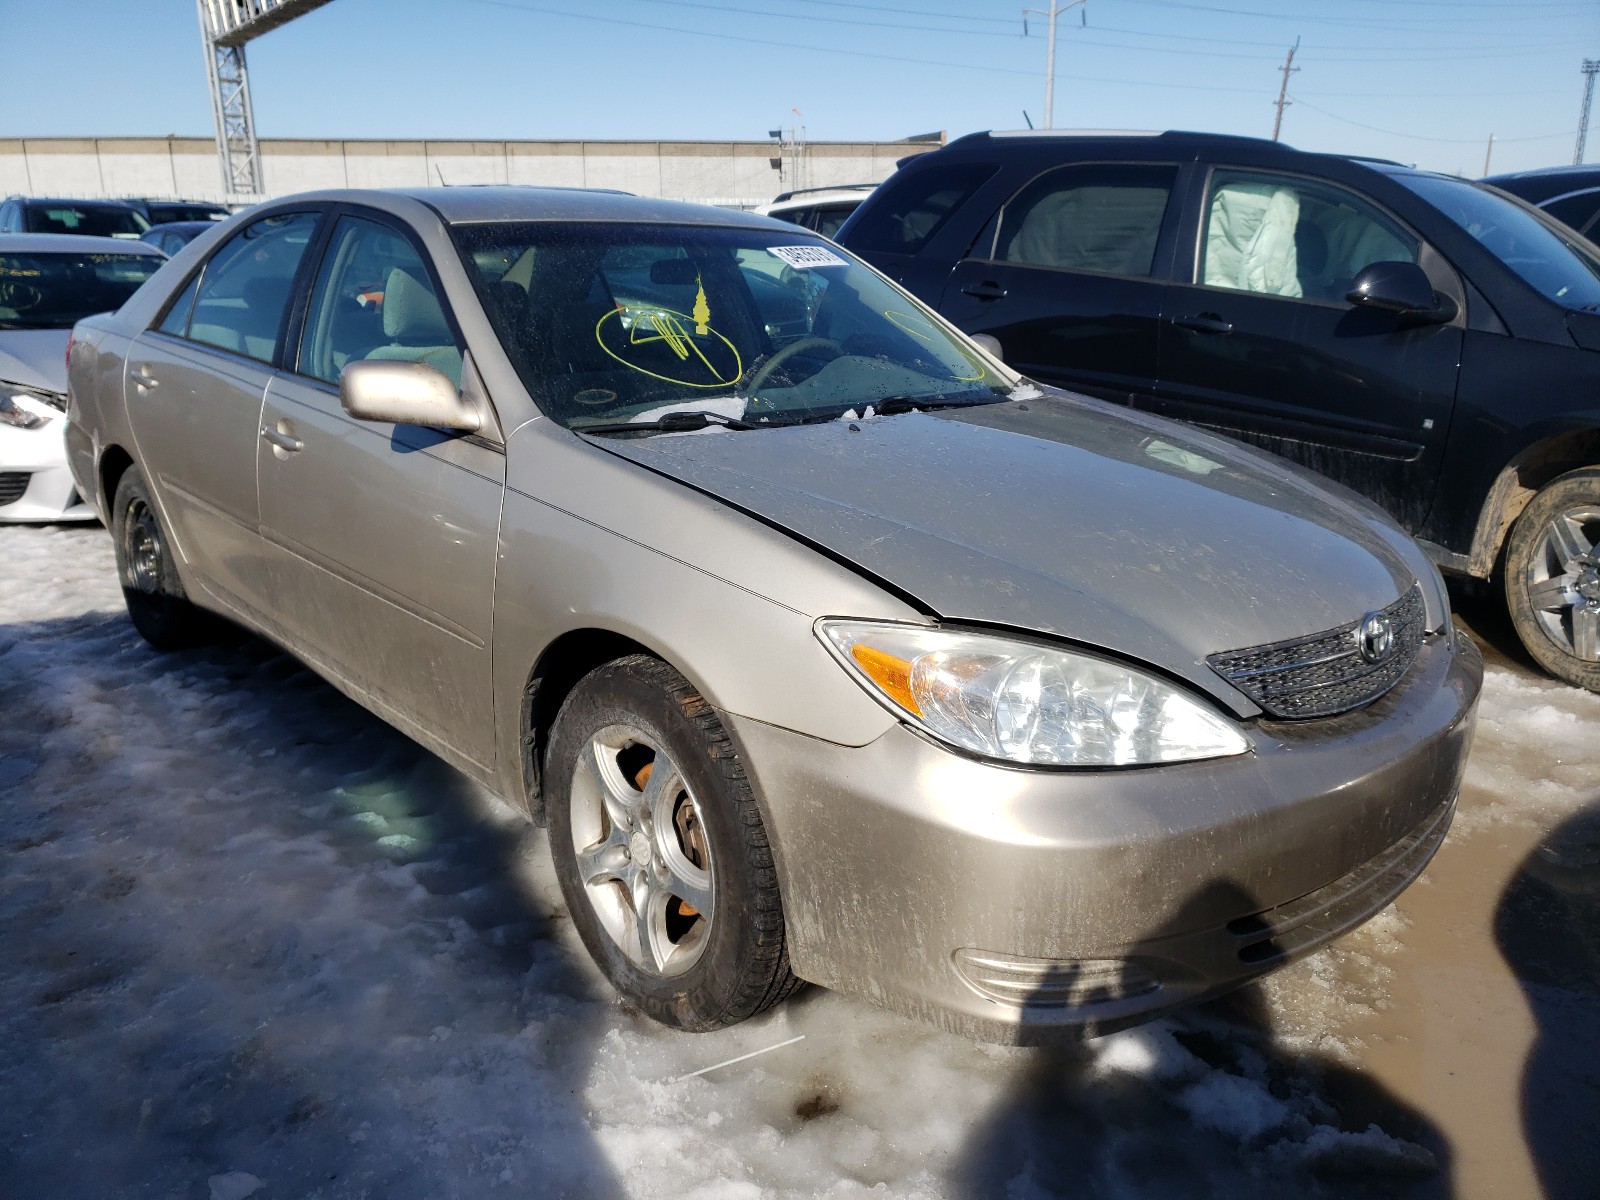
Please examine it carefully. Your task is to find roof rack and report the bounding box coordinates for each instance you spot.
[769,183,878,203]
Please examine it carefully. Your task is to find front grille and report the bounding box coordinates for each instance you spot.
[1207,586,1426,719]
[0,472,31,506]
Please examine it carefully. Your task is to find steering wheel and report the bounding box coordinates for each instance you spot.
[745,337,844,395]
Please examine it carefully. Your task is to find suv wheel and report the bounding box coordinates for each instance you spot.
[545,654,801,1030]
[1504,467,1600,692]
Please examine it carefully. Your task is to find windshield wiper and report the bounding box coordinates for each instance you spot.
[574,410,758,436]
[873,393,1005,415]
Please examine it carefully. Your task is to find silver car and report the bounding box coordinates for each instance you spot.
[67,188,1481,1041]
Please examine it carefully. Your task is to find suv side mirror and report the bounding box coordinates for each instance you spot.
[1346,261,1457,323]
[340,360,481,431]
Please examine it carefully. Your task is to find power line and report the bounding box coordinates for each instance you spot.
[1291,96,1575,145]
[461,0,1278,93]
[1117,0,1590,28]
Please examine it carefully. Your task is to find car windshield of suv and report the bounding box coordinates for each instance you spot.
[452,222,1011,431]
[23,203,149,239]
[1400,173,1600,311]
[0,251,163,328]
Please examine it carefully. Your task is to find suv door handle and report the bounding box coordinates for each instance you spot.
[130,364,159,390]
[1173,314,1234,335]
[260,425,303,453]
[960,281,1009,300]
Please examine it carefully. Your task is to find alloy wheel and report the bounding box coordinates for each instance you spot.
[567,724,714,977]
[1525,503,1600,663]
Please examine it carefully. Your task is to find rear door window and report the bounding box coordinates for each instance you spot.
[181,212,319,362]
[993,163,1178,277]
[844,161,997,254]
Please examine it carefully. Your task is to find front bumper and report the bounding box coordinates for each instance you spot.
[0,419,95,523]
[728,628,1482,1043]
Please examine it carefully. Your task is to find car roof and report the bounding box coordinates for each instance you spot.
[7,196,144,209]
[936,129,1407,169]
[0,232,164,255]
[259,186,790,230]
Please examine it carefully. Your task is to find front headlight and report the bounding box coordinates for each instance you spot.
[0,390,55,430]
[817,620,1249,767]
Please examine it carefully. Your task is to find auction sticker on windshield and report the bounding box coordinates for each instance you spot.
[769,245,848,269]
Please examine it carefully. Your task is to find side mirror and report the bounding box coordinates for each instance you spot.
[1346,261,1457,323]
[970,333,1004,361]
[339,360,480,432]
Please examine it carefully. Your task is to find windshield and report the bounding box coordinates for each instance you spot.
[1402,174,1600,311]
[451,222,1011,431]
[0,251,163,328]
[23,203,149,238]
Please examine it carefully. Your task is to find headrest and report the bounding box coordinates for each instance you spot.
[383,267,452,343]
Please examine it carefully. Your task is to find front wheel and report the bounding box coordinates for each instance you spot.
[1504,467,1600,693]
[545,655,800,1030]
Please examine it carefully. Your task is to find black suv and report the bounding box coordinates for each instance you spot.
[1484,165,1600,241]
[838,130,1600,692]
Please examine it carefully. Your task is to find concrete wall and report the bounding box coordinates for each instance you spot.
[0,136,940,207]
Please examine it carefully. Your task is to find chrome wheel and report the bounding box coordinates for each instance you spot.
[567,724,714,977]
[122,496,164,595]
[1525,504,1600,663]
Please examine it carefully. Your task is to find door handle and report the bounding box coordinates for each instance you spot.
[960,281,1009,300]
[130,364,159,390]
[1173,314,1234,335]
[260,425,303,453]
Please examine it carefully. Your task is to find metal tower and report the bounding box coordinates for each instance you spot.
[196,0,337,198]
[1578,59,1600,165]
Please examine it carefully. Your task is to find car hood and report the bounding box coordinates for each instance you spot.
[595,392,1425,715]
[0,329,70,395]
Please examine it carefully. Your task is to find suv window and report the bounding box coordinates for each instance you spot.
[299,215,462,388]
[1202,170,1420,304]
[995,163,1177,277]
[183,212,318,362]
[844,162,997,255]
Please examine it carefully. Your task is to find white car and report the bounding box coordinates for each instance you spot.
[1,234,165,521]
[754,185,877,239]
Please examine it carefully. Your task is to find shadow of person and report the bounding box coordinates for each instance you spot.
[0,611,624,1200]
[1494,796,1600,1200]
[953,880,1452,1200]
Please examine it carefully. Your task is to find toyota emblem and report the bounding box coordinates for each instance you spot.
[1357,612,1395,664]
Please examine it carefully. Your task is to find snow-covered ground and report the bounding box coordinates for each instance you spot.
[3,524,1597,1200]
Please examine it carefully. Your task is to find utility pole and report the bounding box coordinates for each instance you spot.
[1271,37,1300,142]
[1484,132,1496,175]
[1023,1,1087,130]
[1578,59,1600,164]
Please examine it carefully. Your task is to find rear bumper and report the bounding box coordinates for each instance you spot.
[729,629,1481,1042]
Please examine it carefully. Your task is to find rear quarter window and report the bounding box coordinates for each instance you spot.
[844,161,997,255]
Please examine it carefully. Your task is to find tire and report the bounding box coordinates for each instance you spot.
[1503,466,1600,693]
[110,466,212,651]
[545,654,801,1030]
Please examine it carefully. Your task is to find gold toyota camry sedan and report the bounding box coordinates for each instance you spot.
[66,188,1481,1042]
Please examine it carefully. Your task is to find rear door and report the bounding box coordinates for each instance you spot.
[936,161,1183,404]
[1150,166,1464,531]
[255,209,505,773]
[123,209,321,616]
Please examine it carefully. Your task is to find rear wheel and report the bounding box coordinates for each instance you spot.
[110,466,211,651]
[1504,467,1600,693]
[545,654,800,1030]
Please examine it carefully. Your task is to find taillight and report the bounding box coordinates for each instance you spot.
[65,331,74,375]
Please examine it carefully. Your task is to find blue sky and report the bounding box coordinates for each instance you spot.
[3,0,1595,175]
